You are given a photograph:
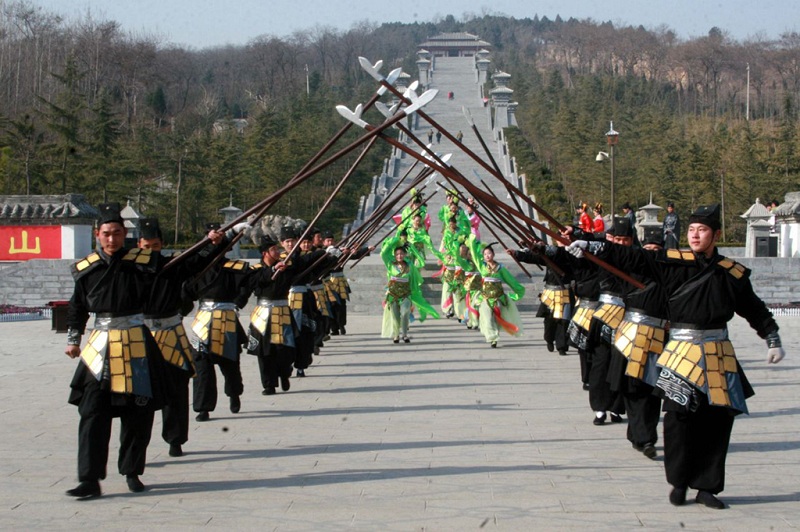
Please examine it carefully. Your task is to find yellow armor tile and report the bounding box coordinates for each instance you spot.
[661,338,738,408]
[191,310,212,341]
[250,306,270,334]
[289,292,304,310]
[571,306,595,332]
[153,325,194,372]
[223,260,248,271]
[76,253,102,272]
[595,303,625,329]
[541,288,570,320]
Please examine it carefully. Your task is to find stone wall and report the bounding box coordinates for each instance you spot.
[1,256,799,309]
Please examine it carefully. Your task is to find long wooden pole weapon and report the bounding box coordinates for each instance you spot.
[338,106,644,289]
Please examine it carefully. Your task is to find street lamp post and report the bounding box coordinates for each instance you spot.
[605,122,619,215]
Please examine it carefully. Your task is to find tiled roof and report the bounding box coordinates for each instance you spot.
[0,194,98,220]
[418,32,492,48]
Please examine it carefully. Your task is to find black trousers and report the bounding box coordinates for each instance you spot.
[330,301,347,332]
[76,380,155,482]
[543,315,569,352]
[623,382,661,446]
[588,341,622,413]
[578,348,591,385]
[257,343,296,390]
[161,366,190,445]
[663,399,735,494]
[192,350,243,412]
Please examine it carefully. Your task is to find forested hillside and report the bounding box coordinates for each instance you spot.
[2,3,799,242]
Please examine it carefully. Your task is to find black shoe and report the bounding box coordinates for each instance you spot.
[66,480,101,499]
[669,486,687,506]
[582,382,590,391]
[593,412,606,425]
[403,336,410,343]
[642,443,657,459]
[393,337,400,344]
[609,412,623,423]
[558,350,568,356]
[323,334,331,342]
[467,325,473,330]
[126,475,146,493]
[280,376,290,391]
[195,411,209,422]
[632,442,644,452]
[263,387,276,396]
[491,341,497,348]
[546,342,555,352]
[296,369,305,377]
[331,329,340,336]
[169,443,183,457]
[695,490,725,509]
[230,396,241,414]
[340,326,346,335]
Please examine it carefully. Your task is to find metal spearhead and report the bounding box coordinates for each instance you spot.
[404,89,438,115]
[335,103,368,129]
[377,68,402,96]
[358,57,384,81]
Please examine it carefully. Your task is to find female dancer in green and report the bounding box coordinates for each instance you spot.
[380,235,439,343]
[468,235,525,347]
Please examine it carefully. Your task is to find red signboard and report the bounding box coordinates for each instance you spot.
[0,226,62,260]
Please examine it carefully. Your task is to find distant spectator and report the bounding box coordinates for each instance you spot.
[576,202,592,233]
[592,203,605,233]
[621,202,640,246]
[435,130,442,144]
[768,199,779,233]
[662,201,681,249]
[427,129,433,144]
[456,130,464,143]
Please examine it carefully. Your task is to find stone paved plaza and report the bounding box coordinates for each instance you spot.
[1,312,798,530]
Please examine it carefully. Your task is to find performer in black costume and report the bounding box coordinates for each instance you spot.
[567,204,786,509]
[185,223,251,422]
[245,234,340,393]
[64,203,167,498]
[137,218,232,456]
[511,239,573,357]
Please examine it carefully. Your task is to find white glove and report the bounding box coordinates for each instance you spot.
[767,347,785,364]
[232,222,251,234]
[766,332,785,364]
[326,246,342,258]
[566,240,588,258]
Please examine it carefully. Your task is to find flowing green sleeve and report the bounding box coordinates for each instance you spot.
[408,262,440,321]
[499,264,526,301]
[381,236,399,268]
[467,234,488,276]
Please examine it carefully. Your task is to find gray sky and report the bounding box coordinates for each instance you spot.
[30,0,800,49]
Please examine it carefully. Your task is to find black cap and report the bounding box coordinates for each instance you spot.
[97,202,124,226]
[322,231,335,240]
[298,231,312,242]
[612,215,633,237]
[258,235,278,252]
[205,222,221,232]
[642,226,664,247]
[667,201,675,208]
[688,204,721,231]
[279,226,296,241]
[621,202,632,210]
[139,218,162,240]
[310,227,321,236]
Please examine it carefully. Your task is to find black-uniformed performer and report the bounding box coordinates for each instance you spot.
[245,235,340,393]
[512,238,573,357]
[64,203,167,498]
[583,217,631,426]
[324,232,351,336]
[567,204,786,509]
[185,223,251,422]
[595,225,668,459]
[137,218,231,457]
